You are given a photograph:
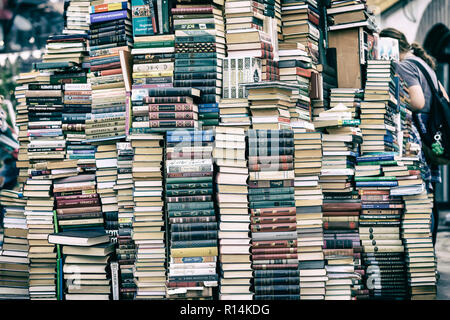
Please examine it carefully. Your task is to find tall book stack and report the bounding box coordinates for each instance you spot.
[225,3,278,82]
[355,154,408,300]
[280,0,320,64]
[0,190,30,299]
[314,105,364,300]
[248,129,299,300]
[291,122,327,300]
[165,130,218,300]
[87,0,132,143]
[359,60,399,155]
[128,134,166,300]
[115,141,136,299]
[131,88,200,132]
[48,230,113,300]
[65,0,91,35]
[214,127,252,300]
[277,43,312,121]
[24,75,68,300]
[245,82,297,130]
[397,81,417,157]
[401,189,437,300]
[172,4,225,128]
[326,0,375,32]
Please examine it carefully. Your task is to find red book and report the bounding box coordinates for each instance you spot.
[149,112,196,120]
[249,163,293,171]
[56,206,102,215]
[358,190,390,195]
[251,223,296,232]
[251,216,296,224]
[323,202,362,211]
[308,11,320,26]
[323,221,358,230]
[56,198,100,208]
[90,62,121,71]
[252,239,297,248]
[248,155,293,165]
[149,119,195,128]
[148,104,196,112]
[252,253,298,260]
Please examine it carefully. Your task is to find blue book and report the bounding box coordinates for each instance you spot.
[131,0,156,37]
[90,10,129,24]
[197,107,219,113]
[355,181,398,187]
[356,154,395,162]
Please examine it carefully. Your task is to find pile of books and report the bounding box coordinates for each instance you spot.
[65,0,90,35]
[245,82,296,130]
[327,0,375,32]
[131,87,200,131]
[214,127,252,300]
[43,34,89,66]
[115,141,136,299]
[48,230,113,300]
[129,134,166,300]
[166,130,218,299]
[355,154,408,300]
[360,60,399,154]
[278,42,314,121]
[329,88,363,119]
[248,129,299,299]
[172,4,224,127]
[292,122,327,299]
[281,0,320,60]
[0,190,29,299]
[87,0,132,143]
[218,98,252,129]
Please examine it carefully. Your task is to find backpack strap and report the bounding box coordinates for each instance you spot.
[408,59,443,97]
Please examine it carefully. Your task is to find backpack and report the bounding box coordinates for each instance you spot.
[409,59,450,165]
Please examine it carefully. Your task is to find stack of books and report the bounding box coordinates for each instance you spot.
[131,87,200,131]
[355,154,408,300]
[48,230,113,299]
[43,34,89,66]
[114,141,136,299]
[248,129,299,299]
[245,82,297,130]
[128,134,166,300]
[172,4,225,127]
[65,0,91,35]
[218,99,252,129]
[360,60,399,155]
[292,122,327,300]
[329,88,363,119]
[0,190,30,299]
[130,34,175,90]
[278,43,312,121]
[63,83,96,172]
[214,127,252,300]
[24,76,67,300]
[326,0,375,32]
[87,0,132,143]
[281,0,320,61]
[165,130,218,299]
[402,190,437,299]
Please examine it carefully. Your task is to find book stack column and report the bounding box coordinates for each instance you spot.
[129,133,166,300]
[278,43,312,122]
[0,190,30,299]
[245,82,296,130]
[48,231,114,300]
[172,4,225,128]
[165,130,219,300]
[214,127,252,300]
[280,0,320,64]
[248,129,299,300]
[314,105,364,300]
[115,141,136,299]
[24,74,70,300]
[292,123,327,300]
[65,0,91,35]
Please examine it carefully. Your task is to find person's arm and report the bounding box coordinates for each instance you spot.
[406,85,426,111]
[438,82,450,102]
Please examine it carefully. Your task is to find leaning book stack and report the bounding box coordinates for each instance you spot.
[214,127,252,300]
[165,130,219,299]
[129,133,166,300]
[0,190,30,299]
[248,129,299,300]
